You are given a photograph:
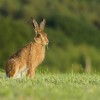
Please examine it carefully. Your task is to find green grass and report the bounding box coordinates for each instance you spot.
[0,72,100,100]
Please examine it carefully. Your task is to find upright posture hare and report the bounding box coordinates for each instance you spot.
[6,17,49,79]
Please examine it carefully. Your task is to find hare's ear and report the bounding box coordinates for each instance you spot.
[31,17,39,30]
[40,18,46,31]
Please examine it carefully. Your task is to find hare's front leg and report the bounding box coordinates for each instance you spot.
[27,66,35,78]
[9,66,19,79]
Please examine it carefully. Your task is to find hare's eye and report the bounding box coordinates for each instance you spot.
[37,34,40,37]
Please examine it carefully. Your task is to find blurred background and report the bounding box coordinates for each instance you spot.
[0,0,100,73]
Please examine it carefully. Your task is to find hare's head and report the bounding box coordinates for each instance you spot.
[31,17,49,46]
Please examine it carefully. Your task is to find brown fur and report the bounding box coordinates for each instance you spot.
[6,18,49,79]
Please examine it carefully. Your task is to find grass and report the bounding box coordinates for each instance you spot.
[0,72,100,100]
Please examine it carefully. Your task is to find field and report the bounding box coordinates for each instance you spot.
[0,72,100,100]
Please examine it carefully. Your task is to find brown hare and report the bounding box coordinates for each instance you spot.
[6,17,49,79]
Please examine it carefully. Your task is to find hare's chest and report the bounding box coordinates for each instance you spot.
[29,46,45,67]
[35,49,45,64]
[38,50,45,62]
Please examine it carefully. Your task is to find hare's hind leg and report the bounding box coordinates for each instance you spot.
[6,65,19,79]
[10,67,19,79]
[6,59,21,79]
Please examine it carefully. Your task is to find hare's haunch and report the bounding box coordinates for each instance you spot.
[6,17,49,79]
